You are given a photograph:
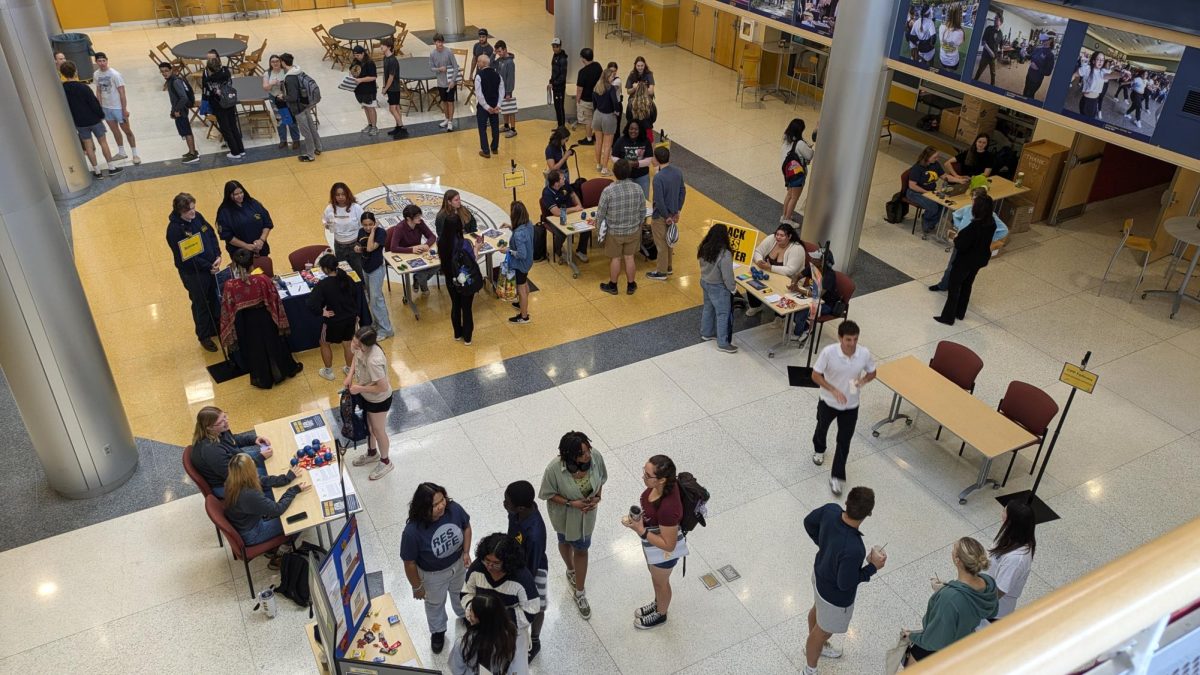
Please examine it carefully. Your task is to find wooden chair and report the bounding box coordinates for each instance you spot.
[233,33,250,43]
[179,0,203,24]
[154,1,179,27]
[737,51,763,107]
[313,24,336,63]
[1098,218,1154,302]
[342,17,360,22]
[156,41,179,64]
[236,39,267,76]
[393,20,409,56]
[196,32,216,39]
[240,100,275,138]
[791,53,821,108]
[452,48,475,107]
[204,495,293,598]
[598,0,620,38]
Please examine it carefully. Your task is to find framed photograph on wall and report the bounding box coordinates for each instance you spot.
[740,18,757,41]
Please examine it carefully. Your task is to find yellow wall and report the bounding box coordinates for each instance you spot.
[55,0,109,29]
[620,0,679,46]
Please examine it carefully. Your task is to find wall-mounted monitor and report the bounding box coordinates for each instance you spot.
[892,1,982,79]
[968,1,1070,104]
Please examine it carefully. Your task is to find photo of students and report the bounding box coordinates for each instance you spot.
[791,0,837,37]
[900,1,978,76]
[969,2,1067,103]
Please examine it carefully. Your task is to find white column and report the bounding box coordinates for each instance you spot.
[554,0,593,120]
[433,0,464,37]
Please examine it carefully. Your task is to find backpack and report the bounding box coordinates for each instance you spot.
[175,75,196,108]
[297,71,322,107]
[275,542,328,609]
[781,140,809,180]
[884,191,909,224]
[639,227,657,261]
[676,472,710,534]
[338,389,369,443]
[451,242,482,294]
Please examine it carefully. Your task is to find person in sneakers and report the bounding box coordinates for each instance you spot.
[811,320,876,496]
[548,38,568,127]
[308,254,357,381]
[493,41,518,138]
[429,34,457,131]
[624,454,684,630]
[596,159,647,296]
[60,60,122,178]
[346,326,394,479]
[575,48,602,146]
[385,203,438,295]
[93,53,140,165]
[263,54,301,150]
[504,481,548,661]
[591,69,620,175]
[200,51,245,159]
[216,180,273,257]
[356,211,394,340]
[781,118,813,225]
[905,537,997,664]
[166,192,221,351]
[324,182,366,280]
[647,146,684,281]
[461,533,538,674]
[802,486,886,675]
[474,54,503,159]
[159,61,199,164]
[470,28,495,79]
[401,482,473,655]
[282,53,322,161]
[697,223,737,353]
[542,170,586,264]
[539,430,607,621]
[349,46,378,136]
[379,38,409,138]
[499,201,534,324]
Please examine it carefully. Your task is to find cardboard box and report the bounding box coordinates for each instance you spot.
[940,107,961,139]
[1000,195,1036,233]
[961,94,999,119]
[1015,139,1069,222]
[955,117,996,143]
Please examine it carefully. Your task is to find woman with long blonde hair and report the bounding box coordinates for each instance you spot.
[189,406,292,496]
[591,68,621,176]
[904,537,998,663]
[222,453,309,547]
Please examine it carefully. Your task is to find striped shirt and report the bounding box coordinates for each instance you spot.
[595,179,646,237]
[461,560,540,629]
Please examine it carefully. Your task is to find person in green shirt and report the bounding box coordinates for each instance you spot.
[538,431,607,621]
[905,537,998,664]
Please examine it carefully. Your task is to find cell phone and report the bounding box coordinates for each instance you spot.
[286,511,308,524]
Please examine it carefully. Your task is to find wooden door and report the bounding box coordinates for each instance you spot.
[677,0,697,52]
[1050,135,1106,224]
[691,4,716,60]
[713,9,738,68]
[1150,169,1200,261]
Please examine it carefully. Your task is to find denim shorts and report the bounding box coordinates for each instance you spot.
[103,107,125,123]
[76,121,107,141]
[652,557,680,569]
[556,531,592,550]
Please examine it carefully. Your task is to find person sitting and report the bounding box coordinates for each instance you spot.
[190,406,291,497]
[790,253,842,345]
[542,169,586,263]
[386,203,438,294]
[222,453,309,560]
[219,248,303,389]
[745,223,807,317]
[945,134,995,179]
[930,187,1009,292]
[449,593,518,675]
[907,146,967,240]
[309,254,359,381]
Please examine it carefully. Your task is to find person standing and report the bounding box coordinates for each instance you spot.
[461,533,538,675]
[697,223,736,353]
[263,54,301,149]
[401,482,473,654]
[504,481,548,661]
[500,201,535,324]
[1022,34,1056,99]
[429,34,457,131]
[349,46,378,136]
[934,194,996,325]
[591,69,620,175]
[647,146,685,281]
[575,48,602,145]
[439,213,484,345]
[979,501,1036,628]
[936,5,964,71]
[596,159,647,296]
[1075,50,1118,120]
[60,60,122,178]
[973,11,1003,85]
[449,594,517,675]
[494,41,518,138]
[346,326,394,480]
[1124,69,1148,129]
[219,249,304,389]
[200,51,245,159]
[282,53,322,162]
[93,53,139,165]
[539,431,607,620]
[548,38,568,128]
[811,320,877,495]
[309,254,358,381]
[609,120,652,196]
[379,38,409,138]
[355,211,394,340]
[216,180,273,257]
[623,454,684,630]
[905,538,997,664]
[781,118,813,225]
[323,182,365,281]
[929,188,1007,292]
[474,55,504,159]
[802,487,886,675]
[159,61,199,164]
[470,28,495,80]
[167,192,221,351]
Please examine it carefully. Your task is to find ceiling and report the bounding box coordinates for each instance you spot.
[1086,26,1186,60]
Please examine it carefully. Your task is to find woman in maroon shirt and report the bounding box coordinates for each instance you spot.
[623,454,683,630]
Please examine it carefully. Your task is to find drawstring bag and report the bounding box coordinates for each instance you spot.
[495,252,517,300]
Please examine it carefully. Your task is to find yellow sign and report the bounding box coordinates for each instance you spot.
[178,233,204,262]
[719,221,759,265]
[502,170,526,189]
[1059,363,1098,394]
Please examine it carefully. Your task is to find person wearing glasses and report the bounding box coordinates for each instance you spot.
[538,431,607,620]
[461,533,539,674]
[622,454,683,630]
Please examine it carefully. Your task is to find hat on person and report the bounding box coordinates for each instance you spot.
[351,45,366,54]
[551,37,562,46]
[478,28,489,37]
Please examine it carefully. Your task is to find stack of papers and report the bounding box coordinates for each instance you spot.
[284,277,311,297]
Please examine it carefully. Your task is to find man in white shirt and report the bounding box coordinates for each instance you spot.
[811,320,877,495]
[93,52,139,164]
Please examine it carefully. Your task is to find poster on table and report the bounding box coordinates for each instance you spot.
[966,1,1070,104]
[890,0,981,79]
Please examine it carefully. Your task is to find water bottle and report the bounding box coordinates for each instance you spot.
[560,207,567,230]
[256,588,278,619]
[1014,171,1025,188]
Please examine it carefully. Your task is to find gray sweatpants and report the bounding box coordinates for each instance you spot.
[420,558,465,633]
[296,107,321,159]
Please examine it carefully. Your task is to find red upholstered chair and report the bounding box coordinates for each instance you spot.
[900,169,924,235]
[182,446,223,548]
[997,381,1060,487]
[928,341,985,455]
[288,245,330,272]
[814,271,856,346]
[801,240,818,268]
[580,178,613,209]
[252,255,274,278]
[204,494,292,598]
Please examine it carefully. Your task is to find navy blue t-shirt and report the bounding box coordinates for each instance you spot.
[400,501,471,571]
[541,185,573,213]
[357,226,386,273]
[909,161,944,191]
[507,507,549,573]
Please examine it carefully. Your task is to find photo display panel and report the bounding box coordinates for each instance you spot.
[890,0,983,79]
[319,516,370,658]
[717,0,838,39]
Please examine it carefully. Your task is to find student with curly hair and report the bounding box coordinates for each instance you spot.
[461,533,539,674]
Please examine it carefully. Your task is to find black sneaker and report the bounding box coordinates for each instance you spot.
[634,600,657,619]
[626,282,638,295]
[107,166,124,176]
[635,611,667,630]
[299,155,315,162]
[528,637,541,661]
[599,282,618,295]
[431,631,445,654]
[578,137,595,146]
[182,153,200,164]
[645,271,670,281]
[509,314,530,324]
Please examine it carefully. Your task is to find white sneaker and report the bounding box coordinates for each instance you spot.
[830,477,843,496]
[1135,120,1142,128]
[361,124,373,134]
[574,591,591,620]
[352,453,379,467]
[446,120,454,131]
[367,125,378,136]
[343,365,351,375]
[318,367,334,380]
[821,641,842,658]
[745,306,762,317]
[802,666,819,675]
[112,152,128,161]
[131,155,142,165]
[812,452,824,466]
[369,461,394,480]
[438,119,449,128]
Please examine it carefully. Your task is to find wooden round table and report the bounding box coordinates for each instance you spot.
[172,37,247,60]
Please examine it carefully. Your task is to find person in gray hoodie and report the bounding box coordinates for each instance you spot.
[494,40,518,137]
[697,223,737,353]
[905,536,999,664]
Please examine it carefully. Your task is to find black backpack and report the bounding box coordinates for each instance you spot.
[176,75,196,109]
[275,542,328,609]
[640,227,658,261]
[677,472,710,534]
[339,389,369,443]
[885,191,910,224]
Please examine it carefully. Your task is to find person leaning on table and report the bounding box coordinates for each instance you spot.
[744,222,806,317]
[222,453,309,567]
[191,405,291,498]
[929,187,1008,292]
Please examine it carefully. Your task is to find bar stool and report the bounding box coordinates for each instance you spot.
[599,0,620,39]
[623,0,647,44]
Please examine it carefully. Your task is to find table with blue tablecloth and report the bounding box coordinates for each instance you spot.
[281,281,371,352]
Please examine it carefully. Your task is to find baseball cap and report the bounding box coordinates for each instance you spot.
[351,45,366,54]
[551,37,562,46]
[478,28,489,37]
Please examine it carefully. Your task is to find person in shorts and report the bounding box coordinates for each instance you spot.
[346,326,394,480]
[429,33,457,131]
[93,53,140,164]
[159,61,199,163]
[595,159,647,296]
[539,431,608,620]
[801,487,887,675]
[505,480,549,661]
[575,48,602,145]
[349,46,378,136]
[59,60,122,178]
[308,254,358,381]
[379,37,408,137]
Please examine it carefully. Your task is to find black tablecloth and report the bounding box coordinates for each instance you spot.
[282,281,371,352]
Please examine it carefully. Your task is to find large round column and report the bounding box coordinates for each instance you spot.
[433,0,464,37]
[0,45,137,498]
[801,0,900,272]
[554,0,593,120]
[0,0,90,199]
[37,0,60,34]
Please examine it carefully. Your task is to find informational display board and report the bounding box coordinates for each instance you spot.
[317,516,370,659]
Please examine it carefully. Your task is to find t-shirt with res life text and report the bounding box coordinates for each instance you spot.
[400,501,471,572]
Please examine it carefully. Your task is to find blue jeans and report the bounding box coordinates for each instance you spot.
[935,249,958,290]
[700,281,733,348]
[906,189,943,233]
[794,302,833,336]
[633,173,650,198]
[365,265,393,335]
[275,105,299,143]
[240,517,285,546]
[476,106,499,154]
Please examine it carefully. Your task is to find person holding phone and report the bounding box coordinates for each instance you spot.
[354,211,394,340]
[401,482,473,655]
[539,431,607,620]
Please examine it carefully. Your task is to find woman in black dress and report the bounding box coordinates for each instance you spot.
[219,248,303,388]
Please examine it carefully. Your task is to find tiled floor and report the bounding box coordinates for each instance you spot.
[3,0,1200,672]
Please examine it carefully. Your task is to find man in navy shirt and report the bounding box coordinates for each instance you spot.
[801,487,886,675]
[505,480,548,661]
[542,169,588,261]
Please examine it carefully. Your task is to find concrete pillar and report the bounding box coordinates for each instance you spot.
[0,44,137,499]
[0,0,91,199]
[801,0,899,272]
[433,0,464,38]
[37,0,60,34]
[554,0,593,120]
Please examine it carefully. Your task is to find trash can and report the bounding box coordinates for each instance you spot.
[50,33,94,81]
